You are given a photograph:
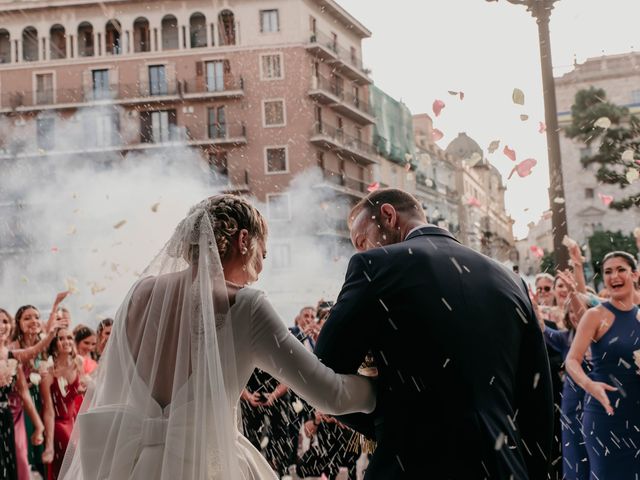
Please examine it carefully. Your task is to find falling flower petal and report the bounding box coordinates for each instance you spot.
[459,91,465,100]
[594,117,611,130]
[598,193,614,206]
[20,276,29,284]
[503,146,516,161]
[367,182,380,192]
[530,246,545,259]
[432,129,444,141]
[520,114,529,121]
[151,202,160,213]
[538,122,546,134]
[432,99,446,117]
[67,225,77,235]
[508,158,537,179]
[467,197,481,207]
[404,153,413,163]
[113,220,127,229]
[626,168,639,183]
[90,282,106,295]
[260,437,269,448]
[622,149,635,162]
[29,372,41,386]
[448,90,458,96]
[292,399,304,414]
[553,197,565,204]
[81,304,94,312]
[65,278,79,294]
[404,162,412,172]
[512,88,525,105]
[51,247,59,253]
[488,140,500,154]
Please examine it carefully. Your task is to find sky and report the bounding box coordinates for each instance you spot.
[337,0,640,239]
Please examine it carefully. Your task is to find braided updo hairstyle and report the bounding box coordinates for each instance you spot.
[203,194,267,262]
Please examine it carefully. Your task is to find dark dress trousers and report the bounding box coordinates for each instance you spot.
[314,226,554,480]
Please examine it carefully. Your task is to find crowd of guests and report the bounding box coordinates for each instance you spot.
[240,300,369,480]
[0,294,112,480]
[530,238,640,480]
[1,238,638,480]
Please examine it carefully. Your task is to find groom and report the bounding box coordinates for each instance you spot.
[314,189,553,479]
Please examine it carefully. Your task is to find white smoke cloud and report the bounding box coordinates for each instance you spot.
[0,108,353,327]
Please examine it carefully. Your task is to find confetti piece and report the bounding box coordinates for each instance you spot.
[512,88,525,105]
[29,372,41,386]
[459,91,465,100]
[51,247,59,253]
[432,99,446,117]
[538,122,546,133]
[81,304,94,312]
[20,276,29,284]
[553,197,565,204]
[488,140,500,154]
[622,149,635,162]
[467,197,481,207]
[432,129,444,141]
[441,298,453,311]
[65,278,79,294]
[90,283,106,295]
[594,117,611,129]
[495,432,506,450]
[508,158,537,179]
[626,168,639,183]
[503,146,516,161]
[367,181,380,192]
[151,202,160,213]
[113,220,127,229]
[598,193,614,206]
[447,90,458,96]
[292,399,304,414]
[67,225,77,235]
[520,114,529,121]
[530,246,544,259]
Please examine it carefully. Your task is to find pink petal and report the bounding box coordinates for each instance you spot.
[467,197,481,207]
[530,246,544,259]
[51,247,59,253]
[503,145,516,162]
[509,158,537,179]
[367,182,380,192]
[459,91,465,101]
[432,99,446,117]
[432,128,444,141]
[538,122,546,134]
[598,193,614,206]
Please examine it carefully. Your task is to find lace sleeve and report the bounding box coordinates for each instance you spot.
[249,291,375,415]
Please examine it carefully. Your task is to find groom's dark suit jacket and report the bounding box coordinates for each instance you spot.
[315,226,553,480]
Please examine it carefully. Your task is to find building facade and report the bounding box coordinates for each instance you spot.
[0,0,382,319]
[444,132,515,262]
[555,52,640,246]
[514,210,553,277]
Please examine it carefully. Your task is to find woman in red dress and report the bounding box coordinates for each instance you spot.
[41,328,85,480]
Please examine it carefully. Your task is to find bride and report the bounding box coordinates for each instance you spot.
[60,194,375,479]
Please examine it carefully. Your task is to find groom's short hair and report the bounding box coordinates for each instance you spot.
[349,188,423,225]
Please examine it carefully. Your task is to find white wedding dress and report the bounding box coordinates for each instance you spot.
[60,203,375,480]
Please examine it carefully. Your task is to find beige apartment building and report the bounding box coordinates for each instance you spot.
[0,0,377,223]
[555,52,640,247]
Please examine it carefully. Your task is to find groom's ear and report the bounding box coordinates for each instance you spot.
[379,203,398,228]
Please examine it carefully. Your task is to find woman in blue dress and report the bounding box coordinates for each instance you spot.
[540,270,590,480]
[566,251,640,480]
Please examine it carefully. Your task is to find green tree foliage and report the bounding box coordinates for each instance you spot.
[540,250,556,274]
[565,87,640,210]
[587,230,638,279]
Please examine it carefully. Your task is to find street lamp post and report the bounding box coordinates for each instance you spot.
[486,0,569,269]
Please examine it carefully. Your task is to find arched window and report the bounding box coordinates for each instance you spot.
[22,26,39,61]
[218,10,235,46]
[78,22,94,57]
[190,12,207,48]
[133,17,150,52]
[161,15,178,50]
[0,29,10,64]
[49,24,66,60]
[105,20,122,55]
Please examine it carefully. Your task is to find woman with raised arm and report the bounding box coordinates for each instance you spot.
[566,251,640,479]
[60,194,375,480]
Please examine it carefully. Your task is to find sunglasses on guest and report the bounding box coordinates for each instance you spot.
[536,286,552,293]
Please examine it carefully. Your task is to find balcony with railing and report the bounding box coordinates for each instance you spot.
[309,75,375,125]
[0,77,244,111]
[315,167,368,199]
[310,122,379,165]
[179,76,244,100]
[200,122,247,146]
[306,30,371,84]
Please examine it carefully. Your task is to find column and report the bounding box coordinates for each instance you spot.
[43,36,49,61]
[65,33,72,58]
[205,22,211,47]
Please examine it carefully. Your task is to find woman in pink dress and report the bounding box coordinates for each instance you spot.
[41,329,85,480]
